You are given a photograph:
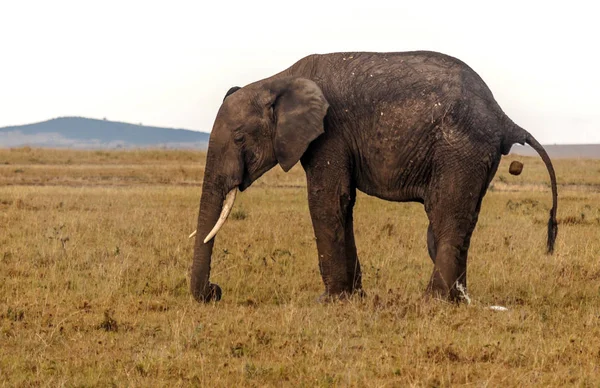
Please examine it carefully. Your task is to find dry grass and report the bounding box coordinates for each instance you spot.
[1,147,599,386]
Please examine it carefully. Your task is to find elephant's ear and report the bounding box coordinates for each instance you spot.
[271,78,329,172]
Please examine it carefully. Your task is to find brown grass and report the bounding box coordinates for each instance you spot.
[1,148,599,386]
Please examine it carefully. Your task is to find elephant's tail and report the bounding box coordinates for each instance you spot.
[515,128,558,254]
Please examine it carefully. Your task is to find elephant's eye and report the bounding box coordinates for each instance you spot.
[233,132,244,145]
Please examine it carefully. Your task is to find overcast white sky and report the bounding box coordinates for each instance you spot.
[1,0,598,144]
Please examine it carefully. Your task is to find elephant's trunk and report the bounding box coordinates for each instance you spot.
[190,161,228,302]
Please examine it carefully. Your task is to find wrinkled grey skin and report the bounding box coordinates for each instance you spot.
[191,51,558,303]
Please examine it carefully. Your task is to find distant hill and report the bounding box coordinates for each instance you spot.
[0,117,210,149]
[511,144,600,159]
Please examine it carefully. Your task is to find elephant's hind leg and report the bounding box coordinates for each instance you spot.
[425,174,485,302]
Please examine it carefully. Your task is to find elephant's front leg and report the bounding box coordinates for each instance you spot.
[344,187,363,294]
[306,172,360,300]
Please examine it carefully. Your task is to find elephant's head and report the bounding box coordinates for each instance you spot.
[191,77,329,302]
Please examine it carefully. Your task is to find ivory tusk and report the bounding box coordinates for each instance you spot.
[203,188,237,244]
[188,230,197,239]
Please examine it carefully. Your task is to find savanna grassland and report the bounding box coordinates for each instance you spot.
[1,147,600,387]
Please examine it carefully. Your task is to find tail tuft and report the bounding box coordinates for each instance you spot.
[547,209,558,254]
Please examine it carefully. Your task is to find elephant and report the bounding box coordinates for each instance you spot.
[190,51,558,303]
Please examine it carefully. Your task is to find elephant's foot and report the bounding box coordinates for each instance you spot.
[425,281,466,304]
[193,283,222,303]
[316,288,366,303]
[426,264,468,303]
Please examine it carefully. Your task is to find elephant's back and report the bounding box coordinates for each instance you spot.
[289,51,495,107]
